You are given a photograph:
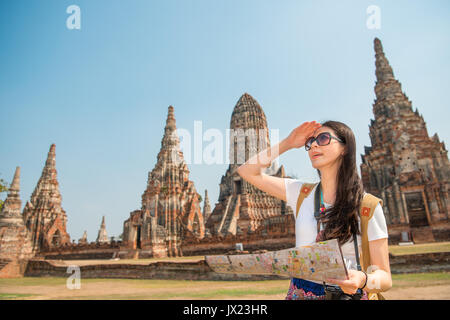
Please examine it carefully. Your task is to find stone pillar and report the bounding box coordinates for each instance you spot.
[425,185,439,222]
[387,191,398,224]
[439,183,449,220]
[393,181,406,224]
[401,192,409,224]
[380,189,391,224]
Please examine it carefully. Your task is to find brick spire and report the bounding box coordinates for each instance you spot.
[0,167,24,226]
[96,216,109,244]
[374,37,395,82]
[156,105,186,166]
[206,93,289,236]
[373,38,412,117]
[29,144,62,206]
[202,189,212,223]
[0,167,34,260]
[121,105,205,257]
[229,93,274,168]
[361,38,450,231]
[78,230,88,244]
[22,144,71,252]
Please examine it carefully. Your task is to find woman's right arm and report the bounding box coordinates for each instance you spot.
[236,121,321,202]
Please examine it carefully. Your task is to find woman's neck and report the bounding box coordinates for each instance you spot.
[320,166,338,204]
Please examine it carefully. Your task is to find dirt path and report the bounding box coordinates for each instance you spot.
[381,284,450,300]
[1,278,449,299]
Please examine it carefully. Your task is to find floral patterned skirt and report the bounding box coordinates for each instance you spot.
[285,277,369,300]
[285,278,326,300]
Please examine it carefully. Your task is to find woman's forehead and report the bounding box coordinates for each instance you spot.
[313,126,334,136]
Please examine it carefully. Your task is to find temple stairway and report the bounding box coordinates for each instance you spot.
[217,195,240,236]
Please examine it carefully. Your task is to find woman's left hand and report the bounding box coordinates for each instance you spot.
[326,269,366,295]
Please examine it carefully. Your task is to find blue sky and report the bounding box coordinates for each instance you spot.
[1,0,449,242]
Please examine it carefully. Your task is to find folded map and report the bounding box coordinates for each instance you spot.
[205,238,348,282]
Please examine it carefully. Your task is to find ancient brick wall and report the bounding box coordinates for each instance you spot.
[389,252,450,274]
[38,241,121,260]
[24,259,287,281]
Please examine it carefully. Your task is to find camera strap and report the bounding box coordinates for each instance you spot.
[353,231,362,271]
[313,182,323,237]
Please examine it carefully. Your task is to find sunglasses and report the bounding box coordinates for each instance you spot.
[305,132,344,151]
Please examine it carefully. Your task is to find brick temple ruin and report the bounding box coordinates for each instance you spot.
[22,144,71,252]
[360,38,450,244]
[205,93,292,237]
[119,106,205,258]
[0,167,34,277]
[0,38,449,268]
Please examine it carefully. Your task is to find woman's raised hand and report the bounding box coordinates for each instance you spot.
[285,121,322,149]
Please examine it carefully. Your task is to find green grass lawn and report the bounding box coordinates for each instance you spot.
[0,293,37,299]
[388,242,450,256]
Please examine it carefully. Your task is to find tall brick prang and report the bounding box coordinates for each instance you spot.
[202,189,212,224]
[120,106,205,258]
[361,38,450,244]
[22,144,71,252]
[0,167,34,261]
[78,230,88,244]
[96,216,109,244]
[205,93,292,236]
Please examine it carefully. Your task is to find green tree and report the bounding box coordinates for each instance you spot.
[0,176,8,211]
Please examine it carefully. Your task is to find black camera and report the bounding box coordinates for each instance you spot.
[324,285,363,300]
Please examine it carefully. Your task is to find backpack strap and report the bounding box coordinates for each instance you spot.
[295,183,318,219]
[359,193,385,300]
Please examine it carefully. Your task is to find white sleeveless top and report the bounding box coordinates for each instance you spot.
[284,178,389,283]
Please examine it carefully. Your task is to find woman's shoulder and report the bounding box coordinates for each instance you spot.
[284,178,313,189]
[362,191,381,199]
[284,178,318,197]
[284,178,316,212]
[361,192,383,209]
[284,178,304,199]
[360,192,385,220]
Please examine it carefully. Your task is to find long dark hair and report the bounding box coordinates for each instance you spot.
[316,120,364,245]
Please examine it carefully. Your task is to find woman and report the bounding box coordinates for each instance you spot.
[237,120,392,300]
